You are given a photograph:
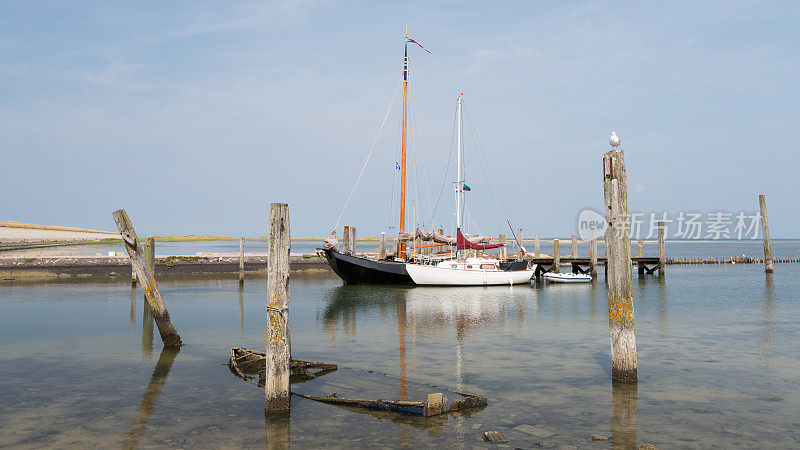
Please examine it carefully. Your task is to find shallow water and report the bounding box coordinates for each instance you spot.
[1,264,798,448]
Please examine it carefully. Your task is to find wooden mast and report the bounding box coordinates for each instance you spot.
[398,38,409,258]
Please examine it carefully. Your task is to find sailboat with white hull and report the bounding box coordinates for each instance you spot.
[322,36,534,286]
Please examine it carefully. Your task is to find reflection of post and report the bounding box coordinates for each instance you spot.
[265,203,291,412]
[658,221,666,277]
[238,285,244,333]
[130,287,136,327]
[122,347,180,449]
[611,382,638,449]
[759,194,773,273]
[760,273,775,361]
[656,275,667,335]
[603,148,637,383]
[113,210,182,347]
[142,299,154,357]
[395,295,409,447]
[264,411,291,449]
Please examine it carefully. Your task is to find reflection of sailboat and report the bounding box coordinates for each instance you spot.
[142,298,154,357]
[122,347,180,449]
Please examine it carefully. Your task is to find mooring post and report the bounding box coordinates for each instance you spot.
[113,210,182,348]
[239,237,245,284]
[637,238,644,257]
[603,148,637,383]
[590,239,598,278]
[350,226,357,255]
[517,228,524,258]
[572,234,578,257]
[534,233,541,257]
[552,239,560,273]
[144,237,155,275]
[265,203,291,412]
[379,232,387,259]
[343,225,350,254]
[658,221,666,277]
[499,234,506,260]
[759,194,773,273]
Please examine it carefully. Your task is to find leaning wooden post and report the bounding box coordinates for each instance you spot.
[499,234,506,260]
[759,194,773,273]
[265,203,291,412]
[590,238,598,278]
[552,239,560,273]
[534,233,541,257]
[572,234,578,257]
[113,210,182,348]
[342,225,350,254]
[144,237,155,275]
[239,237,245,283]
[379,232,387,259]
[657,221,666,277]
[603,148,637,383]
[350,226,357,255]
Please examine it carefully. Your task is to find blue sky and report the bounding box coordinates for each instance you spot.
[1,1,798,238]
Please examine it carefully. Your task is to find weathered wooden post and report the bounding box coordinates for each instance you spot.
[534,233,541,257]
[658,221,666,277]
[637,238,644,257]
[343,225,350,254]
[265,203,291,412]
[590,238,598,278]
[517,228,524,258]
[572,235,578,257]
[350,226,357,255]
[552,239,560,273]
[113,210,182,348]
[759,194,773,273]
[499,234,506,260]
[603,148,637,383]
[379,232,387,259]
[144,237,155,275]
[239,237,245,284]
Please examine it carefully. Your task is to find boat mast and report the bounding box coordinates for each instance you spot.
[399,34,409,258]
[456,94,463,231]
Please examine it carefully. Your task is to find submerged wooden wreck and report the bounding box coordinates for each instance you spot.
[228,347,487,417]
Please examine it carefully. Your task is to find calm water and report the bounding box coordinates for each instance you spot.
[1,264,798,448]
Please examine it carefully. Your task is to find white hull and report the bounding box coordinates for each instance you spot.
[406,263,535,286]
[542,272,592,283]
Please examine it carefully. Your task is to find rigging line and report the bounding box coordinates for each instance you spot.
[409,83,434,229]
[334,78,402,232]
[429,103,459,226]
[462,103,505,231]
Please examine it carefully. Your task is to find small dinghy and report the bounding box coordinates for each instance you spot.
[542,272,592,283]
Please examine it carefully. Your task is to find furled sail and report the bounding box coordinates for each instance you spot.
[456,228,503,250]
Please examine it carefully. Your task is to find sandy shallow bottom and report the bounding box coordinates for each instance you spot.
[0,266,798,448]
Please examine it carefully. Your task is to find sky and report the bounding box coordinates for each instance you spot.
[1,1,798,238]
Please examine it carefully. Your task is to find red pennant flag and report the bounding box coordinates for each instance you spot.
[407,38,431,54]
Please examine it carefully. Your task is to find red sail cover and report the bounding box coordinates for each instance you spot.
[456,228,504,250]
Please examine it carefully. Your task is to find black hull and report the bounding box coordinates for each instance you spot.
[323,249,414,285]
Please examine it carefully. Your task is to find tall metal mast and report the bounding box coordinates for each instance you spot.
[456,94,463,230]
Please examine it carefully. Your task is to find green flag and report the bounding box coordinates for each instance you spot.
[463,184,471,192]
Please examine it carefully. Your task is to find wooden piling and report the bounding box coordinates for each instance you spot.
[239,237,245,283]
[590,239,598,278]
[265,203,291,412]
[113,210,182,348]
[517,228,524,259]
[603,148,637,383]
[658,221,665,277]
[350,226,357,255]
[144,237,155,275]
[499,234,506,260]
[552,239,560,273]
[572,234,578,257]
[759,194,773,273]
[343,226,350,254]
[379,232,387,259]
[637,238,644,257]
[534,233,541,257]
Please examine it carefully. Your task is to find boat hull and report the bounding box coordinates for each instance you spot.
[323,249,414,285]
[542,273,592,283]
[405,264,535,286]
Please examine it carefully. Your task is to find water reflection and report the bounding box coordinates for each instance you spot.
[142,299,154,358]
[122,347,180,449]
[656,276,668,335]
[264,411,290,450]
[129,287,136,327]
[611,382,638,449]
[238,286,244,333]
[760,274,775,362]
